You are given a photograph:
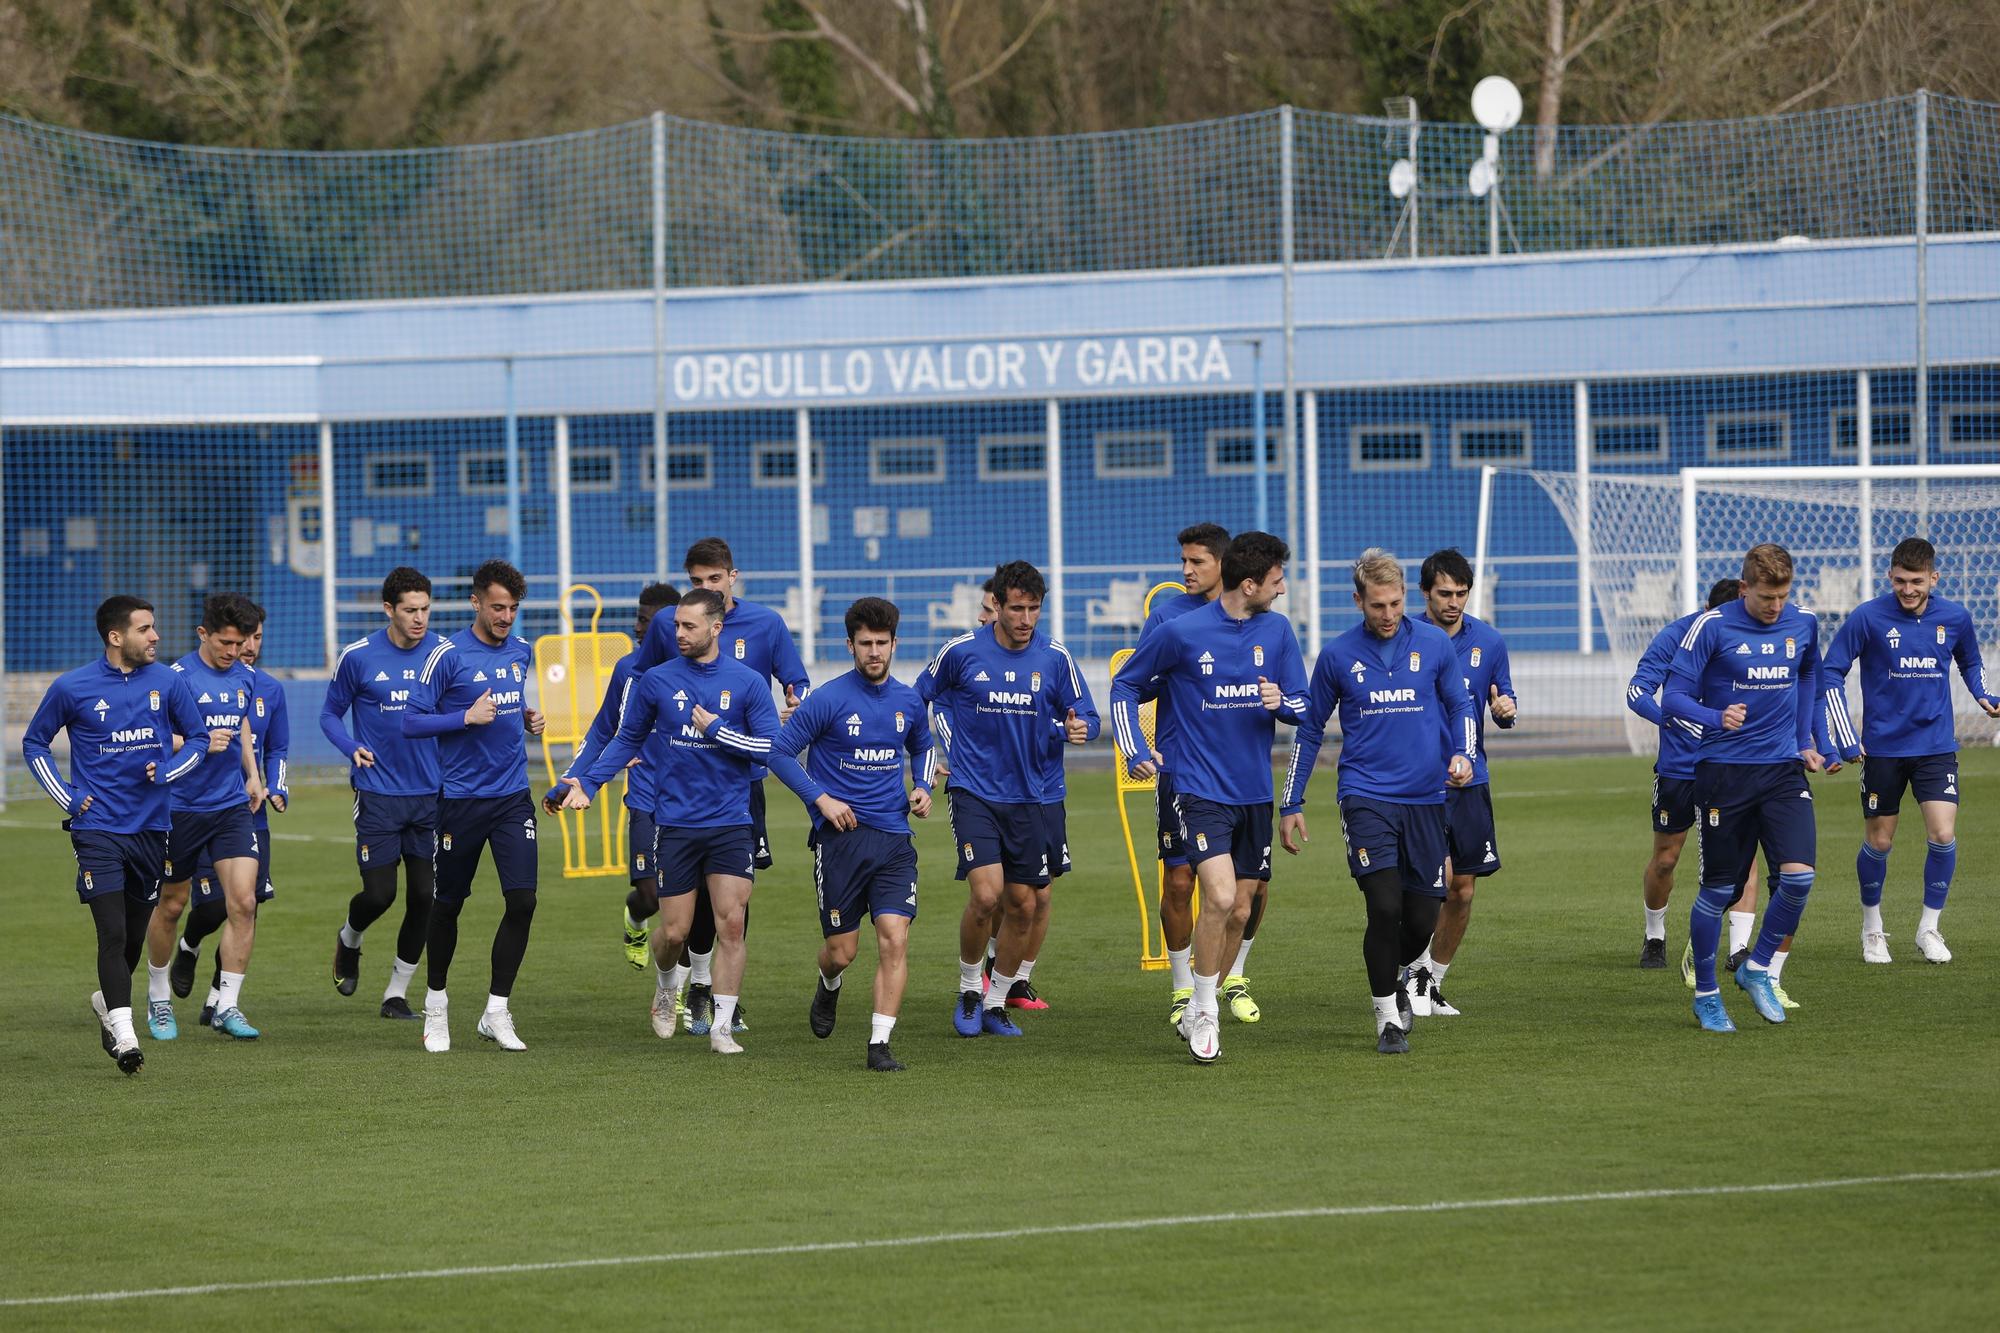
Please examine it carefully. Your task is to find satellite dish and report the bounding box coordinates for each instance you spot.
[1471,76,1523,133]
[1388,159,1417,199]
[1468,158,1496,198]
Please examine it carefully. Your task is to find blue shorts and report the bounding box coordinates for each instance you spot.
[1154,770,1188,868]
[1652,774,1697,834]
[1861,752,1958,817]
[1042,801,1072,881]
[1694,760,1816,885]
[1445,783,1502,877]
[949,789,1051,886]
[165,805,258,883]
[655,824,757,899]
[195,839,275,905]
[354,788,437,870]
[1174,793,1273,882]
[750,780,774,870]
[628,806,658,885]
[1337,795,1448,899]
[810,824,918,937]
[435,791,539,902]
[70,829,166,904]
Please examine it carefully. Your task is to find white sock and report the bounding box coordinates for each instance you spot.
[204,986,221,1010]
[1017,957,1036,983]
[1727,910,1755,954]
[1919,905,1942,936]
[217,969,244,1013]
[425,987,448,1012]
[655,964,676,994]
[1372,994,1400,1034]
[870,1012,896,1044]
[819,967,844,991]
[958,959,984,993]
[668,963,689,994]
[624,907,643,932]
[384,957,418,1002]
[1412,945,1435,975]
[1231,936,1254,978]
[985,937,997,961]
[1166,947,1193,990]
[147,963,171,1003]
[713,993,739,1032]
[485,993,509,1014]
[1192,970,1219,1019]
[178,937,199,957]
[108,1006,137,1049]
[985,969,1016,1010]
[688,950,714,986]
[340,922,364,949]
[1862,903,1885,935]
[1769,949,1789,982]
[1430,958,1452,985]
[1643,905,1667,940]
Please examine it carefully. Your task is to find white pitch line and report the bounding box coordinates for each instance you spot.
[3,1169,1993,1310]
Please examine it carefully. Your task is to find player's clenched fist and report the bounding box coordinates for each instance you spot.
[464,689,497,726]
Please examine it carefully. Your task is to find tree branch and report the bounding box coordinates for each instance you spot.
[948,0,1056,96]
[798,0,923,117]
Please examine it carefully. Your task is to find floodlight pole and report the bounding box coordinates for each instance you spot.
[1486,135,1501,257]
[1251,339,1268,533]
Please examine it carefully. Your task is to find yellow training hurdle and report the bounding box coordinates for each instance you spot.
[534,584,633,878]
[1111,580,1192,970]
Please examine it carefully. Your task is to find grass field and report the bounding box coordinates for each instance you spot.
[3,750,1997,1329]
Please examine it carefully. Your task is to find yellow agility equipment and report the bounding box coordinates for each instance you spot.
[1112,580,1192,970]
[535,584,632,879]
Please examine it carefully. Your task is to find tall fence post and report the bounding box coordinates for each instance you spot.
[554,415,573,605]
[1914,90,1929,466]
[503,357,522,569]
[652,110,670,582]
[1575,380,1593,654]
[1857,371,1874,585]
[1045,398,1065,643]
[1252,341,1268,533]
[795,406,816,666]
[319,419,337,670]
[1280,104,1300,577]
[1301,390,1321,650]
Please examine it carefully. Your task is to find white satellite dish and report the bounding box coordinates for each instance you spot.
[1468,158,1496,198]
[1388,158,1417,199]
[1471,76,1523,134]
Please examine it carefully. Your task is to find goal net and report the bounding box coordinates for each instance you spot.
[1503,464,2000,755]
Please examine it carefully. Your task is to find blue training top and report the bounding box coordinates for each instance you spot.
[767,668,936,836]
[169,651,256,813]
[1821,591,1995,760]
[1665,598,1821,765]
[404,627,536,799]
[577,654,778,828]
[321,629,446,797]
[918,624,1098,807]
[23,657,211,833]
[1627,611,1707,781]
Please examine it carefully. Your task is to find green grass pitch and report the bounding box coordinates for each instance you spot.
[3,751,1997,1328]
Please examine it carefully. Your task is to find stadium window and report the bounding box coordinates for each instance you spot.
[1590,416,1668,466]
[977,433,1047,481]
[563,447,619,493]
[751,440,826,488]
[459,451,512,496]
[1449,421,1532,470]
[1830,406,1915,456]
[364,452,434,498]
[1943,403,2000,452]
[1095,430,1174,479]
[1349,424,1430,473]
[1705,410,1791,462]
[1205,427,1281,476]
[641,444,713,491]
[867,438,946,485]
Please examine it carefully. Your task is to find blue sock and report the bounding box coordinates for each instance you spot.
[1924,840,1956,911]
[1689,883,1736,992]
[1856,843,1887,908]
[1752,870,1815,966]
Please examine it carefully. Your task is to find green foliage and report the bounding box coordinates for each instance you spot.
[763,0,843,134]
[1338,0,1486,119]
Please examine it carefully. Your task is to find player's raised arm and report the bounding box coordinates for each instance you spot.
[576,675,661,800]
[1049,640,1099,743]
[1270,625,1309,725]
[1488,635,1518,728]
[1949,602,2000,714]
[766,690,829,807]
[402,642,476,737]
[701,681,777,762]
[1664,612,1729,730]
[159,675,213,783]
[1109,625,1172,775]
[1279,651,1340,815]
[1625,623,1677,727]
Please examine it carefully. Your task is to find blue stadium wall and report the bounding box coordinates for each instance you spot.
[5,236,1998,670]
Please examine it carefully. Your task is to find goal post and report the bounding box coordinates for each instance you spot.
[1478,463,2000,756]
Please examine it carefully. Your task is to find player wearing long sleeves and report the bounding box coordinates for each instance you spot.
[560,587,780,1054]
[1819,537,2000,965]
[548,582,679,971]
[1404,548,1517,1018]
[1627,579,1770,979]
[1111,532,1305,1064]
[918,560,1096,1039]
[23,595,222,1074]
[324,567,446,1019]
[401,561,547,1053]
[631,538,808,1035]
[146,593,269,1042]
[1663,543,1825,1033]
[177,612,291,1024]
[1277,550,1476,1056]
[766,597,935,1072]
